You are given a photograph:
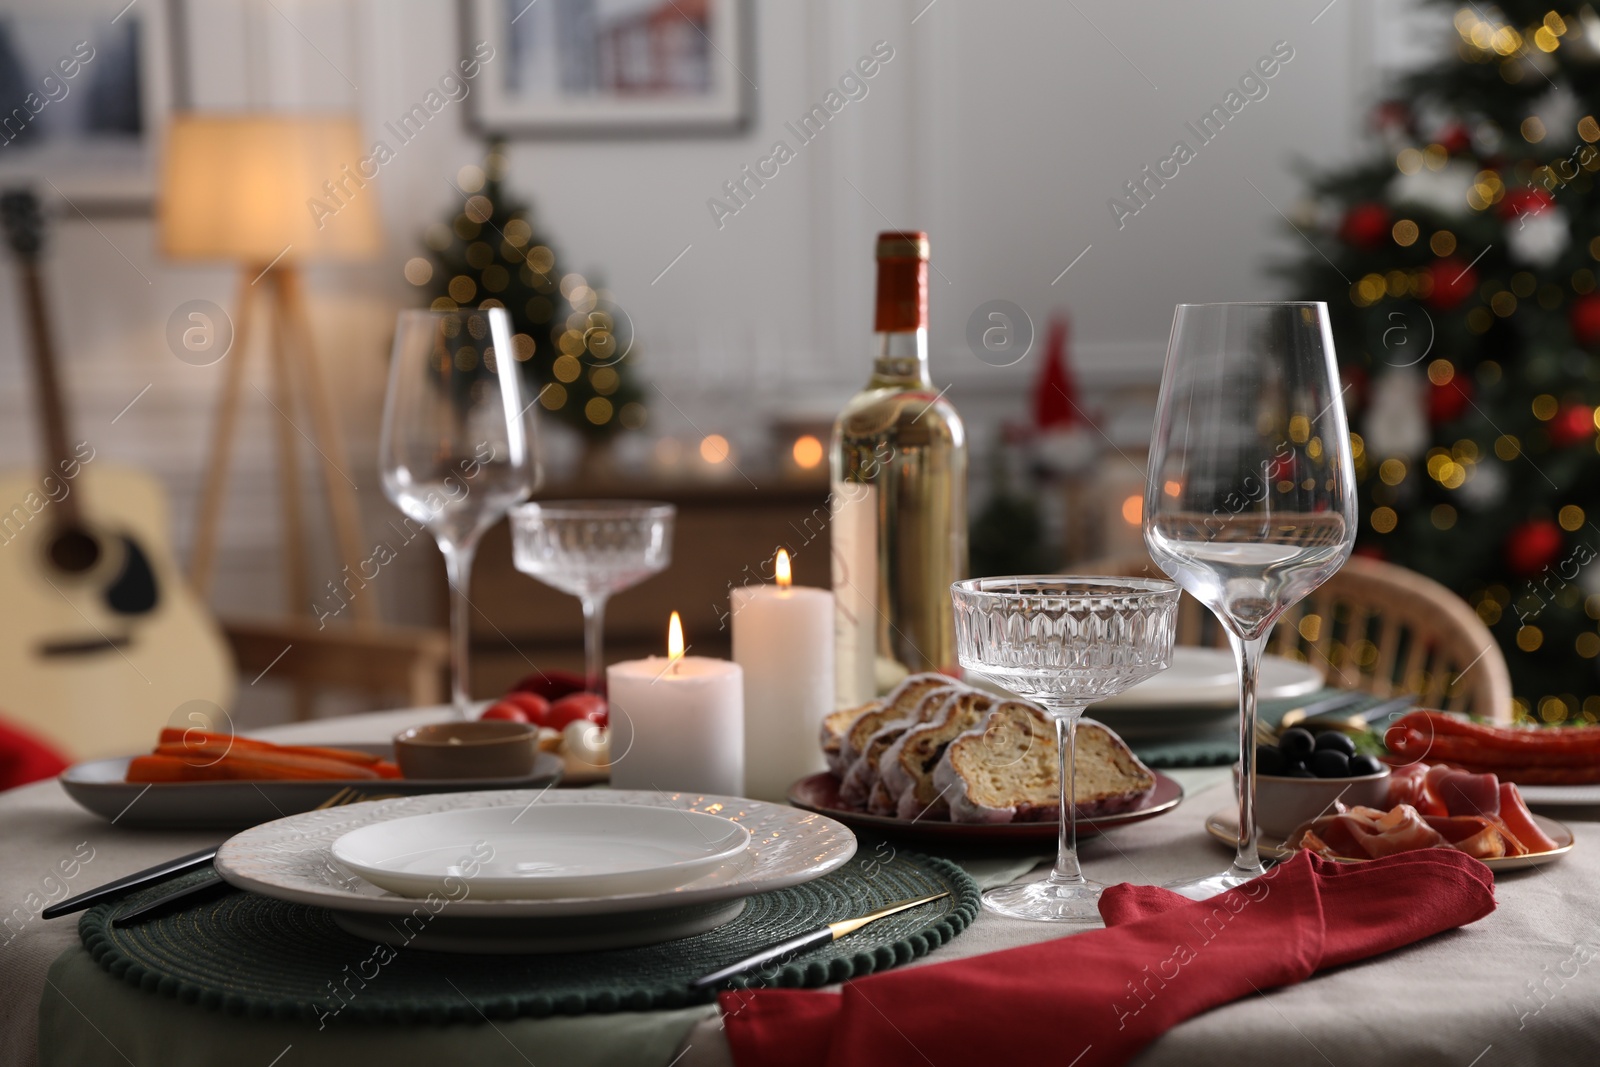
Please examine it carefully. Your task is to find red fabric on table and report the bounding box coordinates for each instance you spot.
[720,850,1495,1067]
[0,715,69,791]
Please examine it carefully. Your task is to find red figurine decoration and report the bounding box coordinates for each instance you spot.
[1033,316,1081,430]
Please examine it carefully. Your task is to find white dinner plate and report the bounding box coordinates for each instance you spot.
[1098,647,1323,710]
[214,788,857,952]
[331,803,751,900]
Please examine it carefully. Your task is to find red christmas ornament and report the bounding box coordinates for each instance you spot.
[1499,187,1554,220]
[1339,203,1391,250]
[1427,258,1477,311]
[1504,520,1564,578]
[1437,121,1473,155]
[1572,294,1600,345]
[1429,376,1473,424]
[1370,100,1413,136]
[1032,316,1081,431]
[1549,404,1596,448]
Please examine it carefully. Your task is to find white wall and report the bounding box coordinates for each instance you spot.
[0,0,1413,642]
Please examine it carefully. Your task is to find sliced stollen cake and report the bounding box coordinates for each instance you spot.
[877,689,995,818]
[834,673,954,772]
[932,702,1157,824]
[821,700,881,776]
[839,682,963,809]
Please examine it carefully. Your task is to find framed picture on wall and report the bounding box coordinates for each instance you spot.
[461,0,752,138]
[0,0,174,214]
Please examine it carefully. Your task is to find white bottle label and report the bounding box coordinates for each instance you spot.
[830,479,878,707]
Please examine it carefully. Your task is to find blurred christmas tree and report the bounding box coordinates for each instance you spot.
[1286,3,1600,722]
[411,142,646,446]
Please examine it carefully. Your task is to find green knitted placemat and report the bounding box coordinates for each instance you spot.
[80,850,977,1024]
[1129,687,1386,767]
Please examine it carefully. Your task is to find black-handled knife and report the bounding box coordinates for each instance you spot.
[41,846,219,920]
[689,892,948,991]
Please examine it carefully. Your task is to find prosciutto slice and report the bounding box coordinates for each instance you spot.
[1292,805,1444,860]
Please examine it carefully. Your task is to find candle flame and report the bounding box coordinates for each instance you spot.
[775,548,792,588]
[668,611,685,660]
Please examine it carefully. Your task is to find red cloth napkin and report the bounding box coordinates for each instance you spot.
[720,849,1495,1067]
[0,715,69,790]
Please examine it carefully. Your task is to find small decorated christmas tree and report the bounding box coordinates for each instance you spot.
[410,142,646,444]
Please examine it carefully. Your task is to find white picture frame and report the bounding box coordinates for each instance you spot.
[463,0,752,139]
[0,0,173,213]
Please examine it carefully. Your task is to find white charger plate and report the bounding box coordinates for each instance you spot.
[214,788,856,952]
[330,803,751,900]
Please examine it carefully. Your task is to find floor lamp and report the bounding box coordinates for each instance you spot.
[158,115,382,627]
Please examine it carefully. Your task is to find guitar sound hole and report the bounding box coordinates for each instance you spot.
[48,528,100,573]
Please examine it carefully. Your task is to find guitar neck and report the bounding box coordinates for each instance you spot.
[16,258,82,526]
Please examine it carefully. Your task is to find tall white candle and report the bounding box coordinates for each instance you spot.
[731,550,835,802]
[608,613,745,797]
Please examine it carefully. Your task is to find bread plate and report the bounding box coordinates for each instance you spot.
[788,770,1184,844]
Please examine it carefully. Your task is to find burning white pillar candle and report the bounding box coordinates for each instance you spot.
[731,549,835,802]
[607,612,745,797]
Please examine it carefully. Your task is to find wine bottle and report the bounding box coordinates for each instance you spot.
[830,231,968,706]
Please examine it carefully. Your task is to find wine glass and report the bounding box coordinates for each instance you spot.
[951,576,1178,922]
[380,308,540,718]
[509,501,675,692]
[1143,302,1356,899]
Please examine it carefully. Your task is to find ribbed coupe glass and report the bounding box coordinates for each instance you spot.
[951,576,1178,922]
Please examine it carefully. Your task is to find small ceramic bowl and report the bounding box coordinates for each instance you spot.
[1234,762,1392,839]
[394,721,539,780]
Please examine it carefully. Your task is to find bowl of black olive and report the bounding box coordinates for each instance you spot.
[1235,727,1391,837]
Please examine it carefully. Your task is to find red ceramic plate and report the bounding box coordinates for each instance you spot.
[786,771,1185,844]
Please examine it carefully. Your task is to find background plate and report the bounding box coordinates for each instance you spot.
[1518,783,1600,807]
[786,770,1184,844]
[59,744,564,829]
[1204,807,1575,871]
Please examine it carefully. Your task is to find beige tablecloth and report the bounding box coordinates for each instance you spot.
[4,707,1598,1066]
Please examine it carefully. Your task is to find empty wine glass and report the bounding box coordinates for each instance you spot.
[380,308,540,719]
[951,576,1178,922]
[1144,302,1356,899]
[509,501,675,692]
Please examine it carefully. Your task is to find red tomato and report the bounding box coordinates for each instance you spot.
[546,692,608,730]
[511,670,589,701]
[480,701,529,723]
[482,692,551,725]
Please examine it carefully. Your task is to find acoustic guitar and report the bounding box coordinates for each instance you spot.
[0,189,233,759]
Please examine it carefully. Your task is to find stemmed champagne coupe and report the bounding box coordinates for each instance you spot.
[509,502,675,693]
[1143,302,1356,898]
[951,576,1178,922]
[380,308,540,718]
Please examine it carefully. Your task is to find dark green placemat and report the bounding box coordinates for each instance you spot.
[1130,688,1388,767]
[79,851,977,1024]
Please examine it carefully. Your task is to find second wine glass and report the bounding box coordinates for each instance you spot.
[509,501,675,693]
[380,307,540,719]
[1143,301,1356,899]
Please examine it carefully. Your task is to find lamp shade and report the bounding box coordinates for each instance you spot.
[159,114,382,264]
